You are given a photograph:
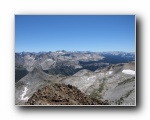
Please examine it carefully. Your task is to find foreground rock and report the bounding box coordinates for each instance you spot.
[25,83,109,105]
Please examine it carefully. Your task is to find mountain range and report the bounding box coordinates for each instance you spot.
[15,51,135,105]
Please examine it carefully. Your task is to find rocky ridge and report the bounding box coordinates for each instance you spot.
[25,83,109,105]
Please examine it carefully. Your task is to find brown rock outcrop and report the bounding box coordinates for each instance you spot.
[25,83,109,105]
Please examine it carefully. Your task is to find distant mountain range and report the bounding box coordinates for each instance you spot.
[15,51,135,82]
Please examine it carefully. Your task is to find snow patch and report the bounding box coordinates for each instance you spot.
[46,59,53,61]
[99,73,104,75]
[20,87,29,101]
[74,65,82,69]
[122,69,135,75]
[106,71,113,75]
[57,51,63,54]
[87,76,96,81]
[109,71,113,74]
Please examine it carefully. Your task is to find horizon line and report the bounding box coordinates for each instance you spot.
[15,50,135,53]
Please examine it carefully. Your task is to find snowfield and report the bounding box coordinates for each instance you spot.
[20,87,29,101]
[122,69,135,75]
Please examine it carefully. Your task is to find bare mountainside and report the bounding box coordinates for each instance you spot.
[61,62,135,105]
[15,51,135,105]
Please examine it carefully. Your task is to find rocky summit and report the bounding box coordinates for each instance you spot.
[25,83,109,105]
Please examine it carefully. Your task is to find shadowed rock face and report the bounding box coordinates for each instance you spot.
[15,66,28,83]
[25,83,109,105]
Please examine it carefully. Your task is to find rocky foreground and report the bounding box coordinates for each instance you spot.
[25,83,109,105]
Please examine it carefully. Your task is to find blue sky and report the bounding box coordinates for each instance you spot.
[15,15,135,52]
